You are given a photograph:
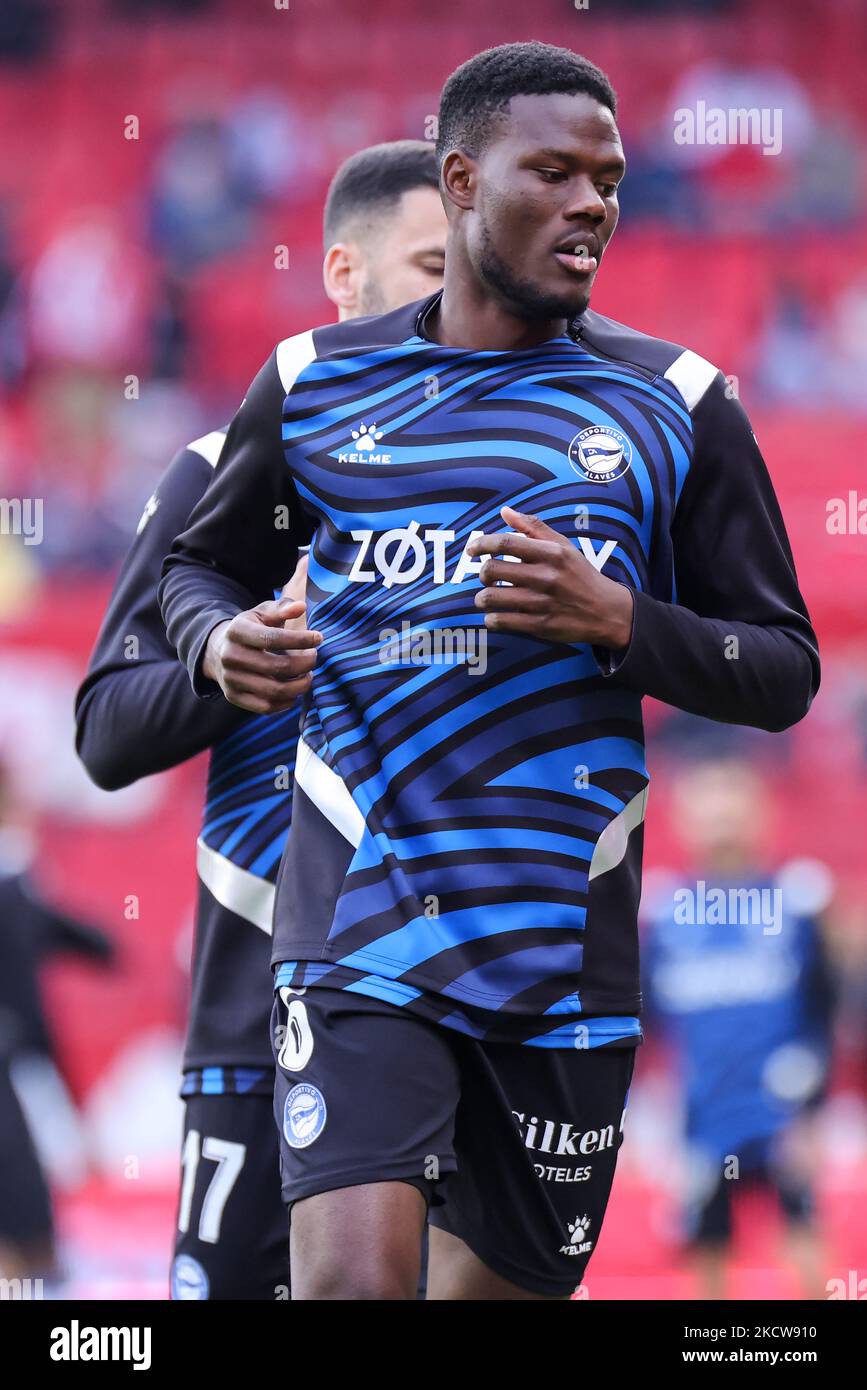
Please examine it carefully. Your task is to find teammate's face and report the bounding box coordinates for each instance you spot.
[455,92,624,320]
[357,186,447,315]
[325,186,446,320]
[672,762,769,866]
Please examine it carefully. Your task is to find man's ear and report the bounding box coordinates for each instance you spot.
[323,242,363,316]
[440,150,476,212]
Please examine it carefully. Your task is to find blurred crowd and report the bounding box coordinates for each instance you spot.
[0,0,865,576]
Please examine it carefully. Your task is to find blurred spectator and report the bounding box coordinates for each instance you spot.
[148,272,192,380]
[773,113,863,231]
[23,372,203,575]
[667,59,815,170]
[226,90,324,206]
[663,58,819,234]
[753,281,827,406]
[755,276,867,416]
[826,275,867,414]
[148,118,253,272]
[616,139,706,229]
[27,214,149,370]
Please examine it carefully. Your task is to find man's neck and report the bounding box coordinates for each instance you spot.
[428,277,569,352]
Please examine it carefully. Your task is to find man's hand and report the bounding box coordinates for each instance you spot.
[202,557,320,714]
[467,505,634,651]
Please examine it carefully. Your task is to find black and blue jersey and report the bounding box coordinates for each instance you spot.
[643,861,835,1158]
[75,429,302,1079]
[161,291,819,1048]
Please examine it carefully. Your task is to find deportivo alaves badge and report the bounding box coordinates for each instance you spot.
[568,426,633,483]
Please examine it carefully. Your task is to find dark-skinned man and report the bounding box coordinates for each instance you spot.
[160,43,819,1301]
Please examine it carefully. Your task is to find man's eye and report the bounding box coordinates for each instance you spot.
[597,183,618,198]
[537,168,567,182]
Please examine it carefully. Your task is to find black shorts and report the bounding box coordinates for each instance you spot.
[272,985,636,1297]
[686,1142,815,1248]
[172,1092,289,1300]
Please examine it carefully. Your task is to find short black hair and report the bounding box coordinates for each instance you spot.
[323,140,440,250]
[435,42,617,166]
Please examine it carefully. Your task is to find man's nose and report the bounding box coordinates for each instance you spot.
[563,176,606,222]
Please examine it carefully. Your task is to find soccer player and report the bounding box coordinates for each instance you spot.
[643,758,835,1300]
[74,140,447,1301]
[159,42,820,1300]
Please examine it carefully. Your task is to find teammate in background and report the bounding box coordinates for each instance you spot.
[642,758,835,1300]
[161,42,819,1300]
[0,762,114,1282]
[74,141,447,1301]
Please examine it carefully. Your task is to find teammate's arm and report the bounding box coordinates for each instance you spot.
[470,374,819,733]
[159,351,321,716]
[75,444,247,791]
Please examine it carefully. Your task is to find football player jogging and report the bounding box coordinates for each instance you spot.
[160,43,820,1301]
[74,141,447,1300]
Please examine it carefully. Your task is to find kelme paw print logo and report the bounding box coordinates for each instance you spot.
[568,1214,591,1243]
[351,423,384,452]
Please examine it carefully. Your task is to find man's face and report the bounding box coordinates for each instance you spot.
[462,92,624,320]
[356,185,447,315]
[672,762,769,865]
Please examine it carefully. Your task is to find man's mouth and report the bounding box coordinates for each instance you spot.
[553,234,600,276]
[553,249,597,275]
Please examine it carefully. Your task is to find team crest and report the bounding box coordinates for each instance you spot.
[283,1082,327,1149]
[568,426,632,483]
[171,1254,210,1299]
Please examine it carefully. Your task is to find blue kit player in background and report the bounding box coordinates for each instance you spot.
[643,757,836,1301]
[74,141,447,1300]
[160,43,820,1300]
